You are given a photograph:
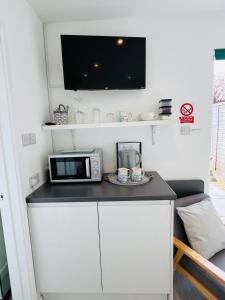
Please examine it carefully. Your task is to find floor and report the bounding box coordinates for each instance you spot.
[209,180,225,223]
[174,273,206,300]
[7,291,12,300]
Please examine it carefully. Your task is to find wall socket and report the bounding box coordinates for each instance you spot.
[29,173,40,189]
[22,133,36,146]
[180,126,191,136]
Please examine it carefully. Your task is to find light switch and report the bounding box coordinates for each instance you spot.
[30,133,36,145]
[22,133,37,146]
[22,134,30,146]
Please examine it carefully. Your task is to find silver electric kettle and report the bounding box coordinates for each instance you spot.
[118,149,141,169]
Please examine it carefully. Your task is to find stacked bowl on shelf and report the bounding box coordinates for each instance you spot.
[159,99,172,120]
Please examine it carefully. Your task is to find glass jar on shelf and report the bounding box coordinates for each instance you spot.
[106,113,115,123]
[74,97,85,124]
[92,108,101,123]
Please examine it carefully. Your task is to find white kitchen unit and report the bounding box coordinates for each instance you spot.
[28,203,102,293]
[98,201,172,295]
[27,172,176,300]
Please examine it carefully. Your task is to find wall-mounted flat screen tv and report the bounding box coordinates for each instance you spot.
[61,35,146,91]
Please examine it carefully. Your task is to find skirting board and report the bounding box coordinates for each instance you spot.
[41,294,169,300]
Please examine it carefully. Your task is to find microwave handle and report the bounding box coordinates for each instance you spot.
[85,158,90,178]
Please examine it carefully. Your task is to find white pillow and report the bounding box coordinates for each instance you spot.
[177,199,225,259]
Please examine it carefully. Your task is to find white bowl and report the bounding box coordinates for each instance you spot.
[140,112,156,121]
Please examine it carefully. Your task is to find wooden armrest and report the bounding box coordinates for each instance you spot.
[174,237,225,286]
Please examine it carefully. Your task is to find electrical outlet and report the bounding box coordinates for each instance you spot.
[29,173,40,189]
[22,134,30,146]
[30,133,36,145]
[180,126,191,136]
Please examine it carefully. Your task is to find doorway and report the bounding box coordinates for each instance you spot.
[0,25,35,300]
[210,49,225,223]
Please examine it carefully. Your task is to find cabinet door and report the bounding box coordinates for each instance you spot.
[28,203,101,293]
[98,201,172,294]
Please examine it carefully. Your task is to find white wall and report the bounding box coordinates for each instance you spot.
[45,13,225,185]
[0,1,52,299]
[0,0,52,197]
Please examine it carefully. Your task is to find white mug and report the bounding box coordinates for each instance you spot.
[117,168,130,183]
[119,111,132,122]
[131,167,144,182]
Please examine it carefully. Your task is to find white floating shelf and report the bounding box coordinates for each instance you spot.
[42,120,175,131]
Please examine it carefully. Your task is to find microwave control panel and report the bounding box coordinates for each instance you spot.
[90,157,101,180]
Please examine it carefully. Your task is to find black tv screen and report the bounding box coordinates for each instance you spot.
[61,35,146,90]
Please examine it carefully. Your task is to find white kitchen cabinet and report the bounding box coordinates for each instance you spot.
[28,203,101,293]
[28,200,173,299]
[27,173,175,299]
[98,201,173,295]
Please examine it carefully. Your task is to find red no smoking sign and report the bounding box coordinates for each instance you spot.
[179,102,194,123]
[180,103,193,116]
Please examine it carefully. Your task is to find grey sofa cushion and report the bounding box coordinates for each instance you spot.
[167,180,204,198]
[174,193,209,245]
[211,249,225,271]
[177,199,225,259]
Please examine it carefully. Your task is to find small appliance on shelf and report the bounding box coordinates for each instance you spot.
[158,99,172,120]
[48,148,103,183]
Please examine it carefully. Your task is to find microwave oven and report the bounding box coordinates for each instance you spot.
[48,149,103,183]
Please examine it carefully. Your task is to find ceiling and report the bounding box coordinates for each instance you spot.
[27,0,225,23]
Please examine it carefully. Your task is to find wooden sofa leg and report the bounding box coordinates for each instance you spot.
[176,264,218,300]
[174,249,184,272]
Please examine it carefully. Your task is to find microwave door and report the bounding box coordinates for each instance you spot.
[50,157,91,181]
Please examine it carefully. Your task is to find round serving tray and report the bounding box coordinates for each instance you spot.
[105,173,152,186]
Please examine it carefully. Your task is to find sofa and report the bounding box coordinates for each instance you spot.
[167,180,225,300]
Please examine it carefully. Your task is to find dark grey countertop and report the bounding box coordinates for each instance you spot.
[26,171,177,204]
